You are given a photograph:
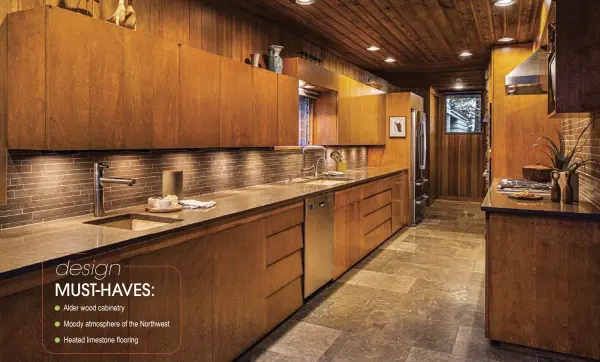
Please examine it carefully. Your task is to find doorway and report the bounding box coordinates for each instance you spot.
[438,93,487,200]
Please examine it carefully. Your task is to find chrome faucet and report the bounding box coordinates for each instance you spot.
[301,145,327,178]
[93,163,136,217]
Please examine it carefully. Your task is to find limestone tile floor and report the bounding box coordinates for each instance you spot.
[238,200,595,362]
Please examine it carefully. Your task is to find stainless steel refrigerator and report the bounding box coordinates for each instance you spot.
[411,109,428,225]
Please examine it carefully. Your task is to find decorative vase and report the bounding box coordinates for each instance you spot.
[562,172,574,204]
[557,171,579,202]
[267,45,284,74]
[250,53,261,67]
[550,171,561,203]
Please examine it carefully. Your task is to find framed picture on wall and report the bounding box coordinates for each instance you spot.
[390,116,406,138]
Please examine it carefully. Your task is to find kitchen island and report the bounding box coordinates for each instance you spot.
[0,167,408,361]
[482,179,600,360]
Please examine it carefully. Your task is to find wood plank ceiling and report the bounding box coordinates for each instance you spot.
[234,0,543,91]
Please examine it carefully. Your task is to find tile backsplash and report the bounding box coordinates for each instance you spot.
[0,147,367,229]
[562,115,600,207]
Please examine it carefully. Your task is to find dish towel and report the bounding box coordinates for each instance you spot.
[179,200,216,210]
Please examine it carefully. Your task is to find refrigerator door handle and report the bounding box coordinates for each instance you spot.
[419,114,427,170]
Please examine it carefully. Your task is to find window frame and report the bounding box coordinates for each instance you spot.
[444,91,484,135]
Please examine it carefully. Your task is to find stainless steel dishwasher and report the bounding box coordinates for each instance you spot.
[304,192,334,297]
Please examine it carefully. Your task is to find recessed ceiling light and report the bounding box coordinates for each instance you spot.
[454,83,465,90]
[367,46,380,51]
[384,57,396,63]
[295,0,315,5]
[459,51,473,58]
[499,37,514,43]
[493,0,516,7]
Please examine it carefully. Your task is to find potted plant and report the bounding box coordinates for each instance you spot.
[533,121,597,203]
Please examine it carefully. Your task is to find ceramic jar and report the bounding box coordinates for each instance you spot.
[267,45,284,74]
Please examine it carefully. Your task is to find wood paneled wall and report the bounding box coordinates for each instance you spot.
[490,44,561,179]
[438,93,487,200]
[0,0,395,89]
[368,92,424,172]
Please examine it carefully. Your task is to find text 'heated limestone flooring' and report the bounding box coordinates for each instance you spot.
[239,200,595,362]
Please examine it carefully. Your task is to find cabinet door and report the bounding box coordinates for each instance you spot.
[128,236,213,361]
[179,46,221,148]
[220,57,253,147]
[88,15,125,149]
[0,287,46,361]
[212,219,267,362]
[253,67,278,146]
[7,6,46,150]
[333,187,362,279]
[46,7,90,150]
[124,31,179,149]
[337,75,352,145]
[392,172,409,232]
[277,74,299,146]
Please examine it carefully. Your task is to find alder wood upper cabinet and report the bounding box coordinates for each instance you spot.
[336,76,386,146]
[6,6,46,150]
[253,67,278,146]
[7,6,126,150]
[277,73,300,146]
[179,45,221,148]
[220,57,253,147]
[124,30,179,149]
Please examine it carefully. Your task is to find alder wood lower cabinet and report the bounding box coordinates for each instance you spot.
[486,212,600,360]
[391,172,410,232]
[333,174,409,279]
[0,202,305,362]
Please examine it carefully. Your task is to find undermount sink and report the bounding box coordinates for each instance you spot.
[84,214,183,231]
[294,177,354,186]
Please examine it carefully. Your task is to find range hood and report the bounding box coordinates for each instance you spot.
[505,48,549,95]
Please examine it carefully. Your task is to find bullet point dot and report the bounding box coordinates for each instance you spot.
[54,305,60,311]
[54,321,60,327]
[54,337,60,343]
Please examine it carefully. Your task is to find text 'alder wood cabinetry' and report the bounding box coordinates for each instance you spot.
[333,172,408,279]
[2,6,299,151]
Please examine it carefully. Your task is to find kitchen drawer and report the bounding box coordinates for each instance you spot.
[361,190,392,216]
[363,220,391,251]
[267,204,304,236]
[363,204,392,234]
[362,177,394,199]
[266,277,303,331]
[267,251,303,296]
[334,185,362,209]
[267,225,303,265]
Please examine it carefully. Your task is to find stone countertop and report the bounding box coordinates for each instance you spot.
[0,167,406,281]
[481,178,600,220]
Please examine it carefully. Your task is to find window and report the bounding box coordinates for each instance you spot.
[299,95,312,146]
[445,93,482,134]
